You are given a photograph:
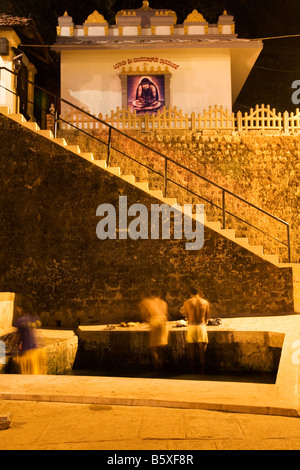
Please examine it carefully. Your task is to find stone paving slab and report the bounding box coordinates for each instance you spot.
[0,400,300,450]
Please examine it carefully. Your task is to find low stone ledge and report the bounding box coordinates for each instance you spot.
[75,323,285,374]
[0,329,78,375]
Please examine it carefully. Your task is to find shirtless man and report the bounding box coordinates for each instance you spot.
[183,287,210,374]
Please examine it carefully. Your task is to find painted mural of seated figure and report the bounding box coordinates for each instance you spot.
[132,77,161,112]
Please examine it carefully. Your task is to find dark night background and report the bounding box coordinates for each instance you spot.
[1,0,300,112]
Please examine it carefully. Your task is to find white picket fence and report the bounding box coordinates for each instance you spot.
[58,104,300,133]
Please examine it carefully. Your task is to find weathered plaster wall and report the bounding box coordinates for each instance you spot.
[0,114,295,328]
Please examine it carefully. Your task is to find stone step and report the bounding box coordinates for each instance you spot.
[23,121,40,131]
[248,245,264,256]
[205,220,221,231]
[9,113,27,124]
[53,137,68,147]
[66,145,81,154]
[234,237,250,247]
[39,130,54,139]
[135,181,149,191]
[263,254,279,264]
[0,106,9,115]
[122,175,135,184]
[93,160,107,169]
[107,167,121,176]
[80,153,94,161]
[162,197,177,206]
[149,189,163,199]
[220,228,236,239]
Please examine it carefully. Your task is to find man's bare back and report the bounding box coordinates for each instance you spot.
[183,295,209,325]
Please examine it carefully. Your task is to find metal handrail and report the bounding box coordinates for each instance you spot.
[0,66,291,262]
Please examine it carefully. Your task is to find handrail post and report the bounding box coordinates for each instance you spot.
[164,158,168,198]
[53,96,58,138]
[107,126,112,167]
[287,224,291,263]
[222,189,226,229]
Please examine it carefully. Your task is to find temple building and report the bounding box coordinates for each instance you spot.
[0,13,52,122]
[52,1,263,118]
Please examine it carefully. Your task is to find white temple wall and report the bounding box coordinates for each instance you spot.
[0,58,15,111]
[60,48,232,117]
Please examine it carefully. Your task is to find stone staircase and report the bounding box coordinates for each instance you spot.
[0,106,291,268]
[57,129,290,263]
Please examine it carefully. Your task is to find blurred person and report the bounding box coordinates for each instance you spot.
[11,294,47,375]
[139,292,169,375]
[183,287,210,374]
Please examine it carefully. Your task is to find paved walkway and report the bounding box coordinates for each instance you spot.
[0,315,300,450]
[1,399,300,450]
